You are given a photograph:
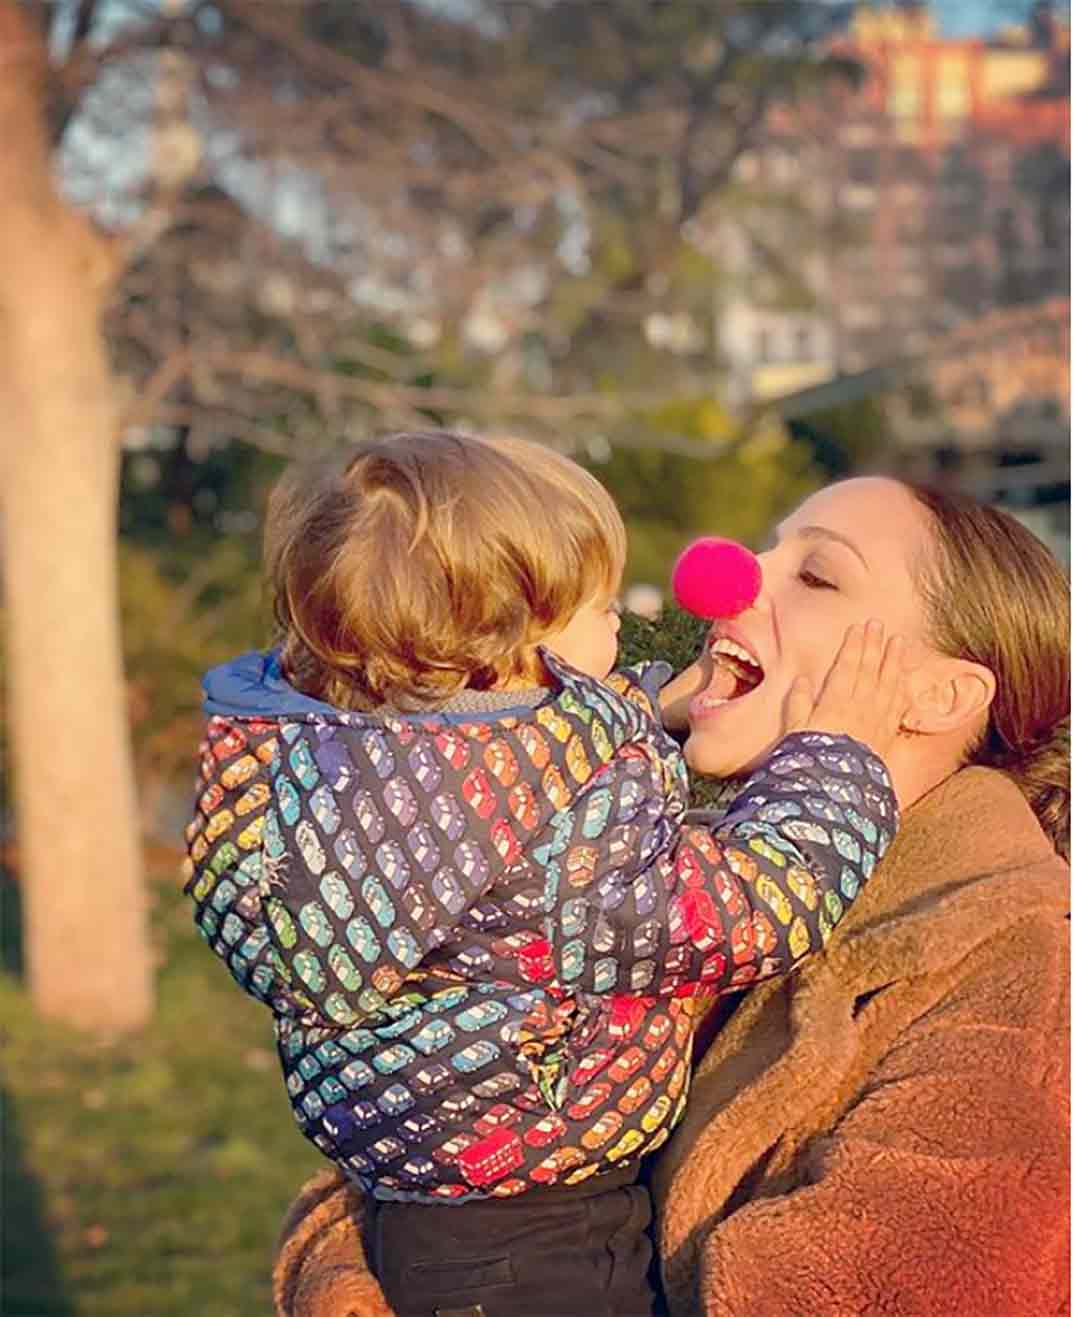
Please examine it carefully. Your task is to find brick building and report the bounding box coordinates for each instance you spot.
[718,1,1070,400]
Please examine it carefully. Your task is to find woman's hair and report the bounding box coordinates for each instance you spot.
[264,430,626,712]
[908,483,1070,857]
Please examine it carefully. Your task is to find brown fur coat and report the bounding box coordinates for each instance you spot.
[272,767,1070,1317]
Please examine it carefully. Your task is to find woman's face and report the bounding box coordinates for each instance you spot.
[684,477,933,777]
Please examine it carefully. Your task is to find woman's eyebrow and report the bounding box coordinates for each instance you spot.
[795,525,869,569]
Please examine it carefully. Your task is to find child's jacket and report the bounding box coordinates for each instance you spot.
[185,649,896,1203]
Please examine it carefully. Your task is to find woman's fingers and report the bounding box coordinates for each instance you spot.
[819,622,865,708]
[783,675,814,734]
[855,618,886,698]
[792,620,911,759]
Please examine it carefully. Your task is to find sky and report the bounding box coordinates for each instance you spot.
[932,0,1070,35]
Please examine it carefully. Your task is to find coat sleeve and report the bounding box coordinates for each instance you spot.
[535,730,897,997]
[695,918,1071,1317]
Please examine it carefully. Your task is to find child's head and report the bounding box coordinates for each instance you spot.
[265,430,626,710]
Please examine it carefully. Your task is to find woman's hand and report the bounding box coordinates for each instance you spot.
[783,619,910,759]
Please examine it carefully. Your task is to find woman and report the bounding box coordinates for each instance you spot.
[271,477,1070,1317]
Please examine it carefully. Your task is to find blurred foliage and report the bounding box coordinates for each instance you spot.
[619,606,742,812]
[786,394,894,481]
[596,402,821,584]
[117,539,271,829]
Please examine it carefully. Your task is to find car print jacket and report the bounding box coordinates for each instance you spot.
[185,647,898,1203]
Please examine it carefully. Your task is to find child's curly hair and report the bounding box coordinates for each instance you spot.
[264,430,627,712]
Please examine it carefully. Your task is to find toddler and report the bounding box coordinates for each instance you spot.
[185,430,902,1317]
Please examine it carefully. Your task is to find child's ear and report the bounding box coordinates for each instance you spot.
[901,657,996,736]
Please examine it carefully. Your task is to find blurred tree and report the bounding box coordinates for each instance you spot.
[3,0,853,1031]
[0,0,152,1032]
[785,394,894,482]
[594,398,820,585]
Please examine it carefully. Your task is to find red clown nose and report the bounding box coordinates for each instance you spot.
[671,537,762,619]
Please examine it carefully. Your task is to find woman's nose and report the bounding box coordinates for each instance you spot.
[671,537,761,619]
[746,551,775,614]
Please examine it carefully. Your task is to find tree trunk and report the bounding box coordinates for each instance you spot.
[0,2,153,1032]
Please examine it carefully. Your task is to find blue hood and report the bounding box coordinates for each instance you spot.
[203,649,342,719]
[202,649,672,724]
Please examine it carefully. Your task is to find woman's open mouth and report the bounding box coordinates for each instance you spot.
[690,635,765,719]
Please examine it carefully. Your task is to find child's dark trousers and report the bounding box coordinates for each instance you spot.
[368,1163,658,1317]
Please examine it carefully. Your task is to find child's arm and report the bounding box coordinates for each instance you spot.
[535,623,907,998]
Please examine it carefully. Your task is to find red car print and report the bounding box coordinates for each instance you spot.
[462,769,496,820]
[608,996,648,1043]
[430,1183,469,1199]
[523,1114,568,1148]
[518,938,555,984]
[490,818,522,866]
[211,725,247,761]
[607,1046,646,1086]
[700,950,728,983]
[460,721,493,744]
[199,783,225,816]
[473,1103,522,1139]
[435,729,470,771]
[568,1048,613,1087]
[677,844,705,890]
[458,1128,525,1187]
[507,782,539,830]
[566,1080,612,1122]
[641,1014,672,1052]
[680,888,721,944]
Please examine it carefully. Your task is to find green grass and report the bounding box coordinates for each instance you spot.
[1,873,323,1317]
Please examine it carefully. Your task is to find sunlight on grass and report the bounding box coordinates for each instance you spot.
[1,874,324,1317]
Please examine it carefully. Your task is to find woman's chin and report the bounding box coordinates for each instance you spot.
[684,695,778,779]
[684,724,749,777]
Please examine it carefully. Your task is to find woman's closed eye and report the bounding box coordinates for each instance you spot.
[798,567,837,590]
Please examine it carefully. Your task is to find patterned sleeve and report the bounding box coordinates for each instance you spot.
[535,731,897,998]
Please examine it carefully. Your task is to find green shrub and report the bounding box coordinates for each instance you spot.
[619,607,740,811]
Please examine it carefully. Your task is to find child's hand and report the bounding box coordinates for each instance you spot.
[659,653,710,733]
[783,619,909,759]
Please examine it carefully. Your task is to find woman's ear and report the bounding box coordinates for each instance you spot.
[902,657,996,735]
